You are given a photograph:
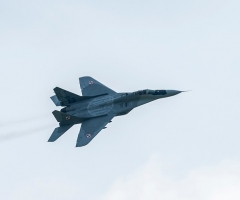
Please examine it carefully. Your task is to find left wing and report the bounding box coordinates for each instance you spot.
[79,76,116,96]
[76,114,114,147]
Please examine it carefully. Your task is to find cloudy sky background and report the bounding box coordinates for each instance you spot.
[0,0,240,199]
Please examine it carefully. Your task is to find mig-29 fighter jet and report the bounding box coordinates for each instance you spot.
[49,76,182,147]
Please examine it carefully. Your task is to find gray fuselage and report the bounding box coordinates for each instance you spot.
[60,89,181,123]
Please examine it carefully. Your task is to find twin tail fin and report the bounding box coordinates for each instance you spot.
[51,87,108,106]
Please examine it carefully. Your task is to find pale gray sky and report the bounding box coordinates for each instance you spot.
[0,0,240,199]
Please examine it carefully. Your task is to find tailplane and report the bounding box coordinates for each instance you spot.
[48,125,73,142]
[50,95,61,106]
[52,110,82,126]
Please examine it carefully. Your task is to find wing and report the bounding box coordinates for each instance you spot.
[76,114,114,147]
[79,76,116,96]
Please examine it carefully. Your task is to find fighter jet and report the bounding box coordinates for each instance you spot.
[49,76,182,147]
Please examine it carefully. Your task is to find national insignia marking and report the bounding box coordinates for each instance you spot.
[66,116,70,120]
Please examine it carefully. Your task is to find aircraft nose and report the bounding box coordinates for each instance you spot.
[166,90,182,96]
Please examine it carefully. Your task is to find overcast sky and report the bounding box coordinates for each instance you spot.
[0,0,240,199]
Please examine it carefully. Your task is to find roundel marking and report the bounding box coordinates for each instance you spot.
[66,116,70,120]
[89,81,94,84]
[86,134,92,138]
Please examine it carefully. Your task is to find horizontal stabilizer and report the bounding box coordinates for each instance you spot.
[48,125,73,142]
[52,110,81,126]
[50,95,61,106]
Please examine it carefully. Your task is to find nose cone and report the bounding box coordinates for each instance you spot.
[166,90,182,97]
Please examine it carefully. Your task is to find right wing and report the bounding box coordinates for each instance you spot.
[79,76,116,96]
[76,114,114,147]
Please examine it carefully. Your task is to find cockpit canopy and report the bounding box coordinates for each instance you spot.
[134,89,167,95]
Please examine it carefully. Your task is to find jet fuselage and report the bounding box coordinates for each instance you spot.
[60,89,181,121]
[49,76,183,147]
